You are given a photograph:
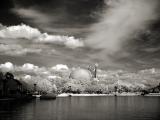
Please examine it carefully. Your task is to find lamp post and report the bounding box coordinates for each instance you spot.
[2,77,7,97]
[34,83,37,93]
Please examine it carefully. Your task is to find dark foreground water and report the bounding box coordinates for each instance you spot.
[0,96,160,120]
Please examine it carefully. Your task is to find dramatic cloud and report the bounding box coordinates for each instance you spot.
[0,24,84,49]
[85,0,158,54]
[35,33,84,49]
[1,0,160,71]
[13,8,52,24]
[0,24,41,39]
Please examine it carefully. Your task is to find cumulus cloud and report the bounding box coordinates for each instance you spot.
[24,74,32,80]
[0,24,41,39]
[0,62,14,72]
[36,33,84,49]
[51,64,69,71]
[0,44,42,56]
[0,24,84,49]
[22,63,39,71]
[0,62,70,80]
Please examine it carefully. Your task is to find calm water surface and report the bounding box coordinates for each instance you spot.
[0,96,160,120]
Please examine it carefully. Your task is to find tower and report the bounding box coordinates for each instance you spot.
[88,63,99,78]
[94,63,98,78]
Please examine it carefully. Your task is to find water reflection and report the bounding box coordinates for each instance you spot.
[0,97,160,120]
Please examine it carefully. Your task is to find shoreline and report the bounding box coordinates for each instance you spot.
[57,93,160,97]
[57,93,141,97]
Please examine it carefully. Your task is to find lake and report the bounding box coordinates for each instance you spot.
[0,96,160,120]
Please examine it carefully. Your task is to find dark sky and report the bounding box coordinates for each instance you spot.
[0,0,14,9]
[0,0,104,26]
[0,0,160,71]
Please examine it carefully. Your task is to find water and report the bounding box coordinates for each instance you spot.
[0,96,160,120]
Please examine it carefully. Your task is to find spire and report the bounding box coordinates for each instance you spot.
[94,63,98,78]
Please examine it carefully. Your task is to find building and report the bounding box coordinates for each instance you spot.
[0,72,28,98]
[69,68,92,81]
[69,64,98,81]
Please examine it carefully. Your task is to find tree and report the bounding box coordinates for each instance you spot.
[5,72,14,80]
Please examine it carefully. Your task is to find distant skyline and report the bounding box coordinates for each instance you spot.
[0,0,160,71]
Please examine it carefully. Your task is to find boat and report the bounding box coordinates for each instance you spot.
[40,93,56,100]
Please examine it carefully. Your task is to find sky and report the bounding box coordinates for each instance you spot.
[0,0,160,71]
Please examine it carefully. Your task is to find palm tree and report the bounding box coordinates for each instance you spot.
[5,72,14,80]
